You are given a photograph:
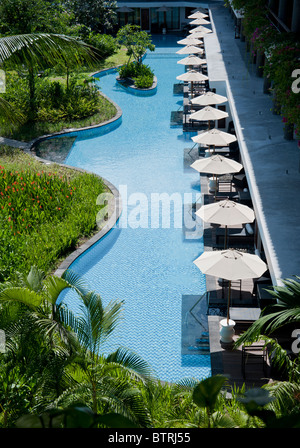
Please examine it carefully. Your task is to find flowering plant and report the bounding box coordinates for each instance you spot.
[251,24,279,54]
[263,41,300,129]
[0,167,74,235]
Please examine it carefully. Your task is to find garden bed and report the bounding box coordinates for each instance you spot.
[116,75,157,95]
[0,146,108,281]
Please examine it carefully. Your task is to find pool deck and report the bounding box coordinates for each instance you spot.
[205,3,300,287]
[190,2,299,388]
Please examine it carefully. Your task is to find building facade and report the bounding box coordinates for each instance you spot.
[116,1,211,33]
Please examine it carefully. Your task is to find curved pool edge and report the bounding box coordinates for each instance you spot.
[30,152,122,279]
[25,67,125,278]
[116,75,158,96]
[54,170,122,278]
[28,70,123,151]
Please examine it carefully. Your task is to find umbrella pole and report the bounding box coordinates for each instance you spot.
[227,280,231,325]
[225,225,228,249]
[213,174,216,202]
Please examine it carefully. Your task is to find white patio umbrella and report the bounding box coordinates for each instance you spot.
[188,32,206,39]
[176,70,208,82]
[191,129,237,148]
[176,45,204,55]
[191,91,228,106]
[177,37,203,46]
[190,18,211,25]
[190,154,243,176]
[188,11,209,19]
[189,26,212,34]
[177,56,207,67]
[196,199,255,248]
[190,154,243,196]
[191,129,237,160]
[193,249,267,325]
[117,6,133,12]
[189,106,229,129]
[177,70,208,97]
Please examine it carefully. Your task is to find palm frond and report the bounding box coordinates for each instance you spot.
[264,380,300,415]
[77,292,124,353]
[0,96,24,124]
[105,348,154,381]
[0,33,102,67]
[0,287,42,308]
[43,275,77,305]
[15,266,45,292]
[96,377,152,428]
[235,277,300,347]
[61,269,89,296]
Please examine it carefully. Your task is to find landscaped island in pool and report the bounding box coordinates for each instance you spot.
[48,35,211,383]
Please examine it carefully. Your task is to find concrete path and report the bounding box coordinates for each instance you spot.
[0,136,30,151]
[205,3,300,285]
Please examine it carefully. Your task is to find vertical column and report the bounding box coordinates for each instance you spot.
[278,0,288,22]
[268,0,278,12]
[291,0,300,33]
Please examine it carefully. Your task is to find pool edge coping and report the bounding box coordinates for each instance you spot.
[30,153,122,278]
[27,66,124,278]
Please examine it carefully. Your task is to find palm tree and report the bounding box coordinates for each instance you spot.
[236,276,300,346]
[0,267,154,427]
[58,289,154,427]
[0,266,88,351]
[0,33,102,122]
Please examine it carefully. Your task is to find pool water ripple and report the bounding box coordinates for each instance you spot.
[61,35,210,382]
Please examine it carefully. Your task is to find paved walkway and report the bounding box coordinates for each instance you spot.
[0,136,30,151]
[205,4,300,286]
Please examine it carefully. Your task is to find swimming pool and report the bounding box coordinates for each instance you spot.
[58,35,210,383]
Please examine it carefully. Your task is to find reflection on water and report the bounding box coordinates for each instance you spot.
[33,136,77,163]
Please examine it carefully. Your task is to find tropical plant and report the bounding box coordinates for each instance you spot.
[118,61,154,89]
[0,267,154,427]
[55,288,154,426]
[0,33,102,122]
[0,149,107,280]
[116,25,155,66]
[0,0,74,35]
[69,0,117,33]
[15,402,142,428]
[134,74,154,89]
[235,276,300,346]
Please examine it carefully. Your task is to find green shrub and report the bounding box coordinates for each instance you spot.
[118,62,154,79]
[118,61,137,79]
[118,62,154,88]
[86,32,118,59]
[2,74,102,125]
[134,74,154,89]
[0,150,106,280]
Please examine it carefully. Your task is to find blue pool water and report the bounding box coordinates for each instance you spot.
[60,35,210,382]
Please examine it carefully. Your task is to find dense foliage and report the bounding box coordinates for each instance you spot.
[118,62,154,89]
[0,267,300,428]
[116,26,155,89]
[0,0,120,137]
[227,0,300,136]
[3,73,103,124]
[68,0,117,34]
[0,148,106,281]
